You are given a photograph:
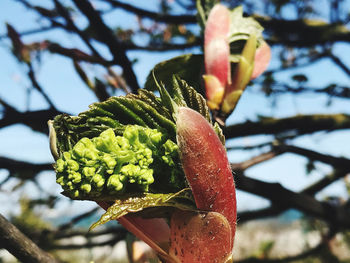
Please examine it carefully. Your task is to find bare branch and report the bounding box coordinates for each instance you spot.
[122,40,201,51]
[101,0,196,24]
[273,143,350,170]
[0,213,60,263]
[260,81,350,99]
[14,0,67,31]
[46,42,113,66]
[225,114,350,139]
[238,206,283,223]
[235,172,350,228]
[303,169,349,195]
[0,107,64,134]
[255,15,350,46]
[57,207,99,232]
[329,52,350,77]
[231,151,280,171]
[72,0,140,93]
[53,0,102,59]
[0,26,54,40]
[27,64,57,110]
[0,157,52,177]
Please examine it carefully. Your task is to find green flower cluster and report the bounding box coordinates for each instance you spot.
[55,126,180,198]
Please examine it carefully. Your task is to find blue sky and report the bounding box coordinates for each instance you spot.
[0,0,350,218]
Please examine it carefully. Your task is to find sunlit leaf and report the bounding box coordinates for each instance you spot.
[90,188,196,230]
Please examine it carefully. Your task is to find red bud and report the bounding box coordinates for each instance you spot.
[204,4,231,90]
[176,107,237,240]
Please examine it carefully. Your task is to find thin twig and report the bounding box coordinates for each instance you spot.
[73,0,140,93]
[235,172,350,228]
[27,64,57,110]
[224,114,350,139]
[100,0,196,24]
[329,52,350,77]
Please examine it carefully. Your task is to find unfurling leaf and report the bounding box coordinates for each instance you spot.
[90,189,195,230]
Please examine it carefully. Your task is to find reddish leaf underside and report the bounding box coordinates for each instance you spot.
[169,210,233,263]
[204,4,231,46]
[97,201,175,262]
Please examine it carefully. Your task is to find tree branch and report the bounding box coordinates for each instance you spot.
[72,0,140,93]
[0,26,54,40]
[100,0,350,48]
[238,206,283,223]
[329,52,350,77]
[27,64,57,110]
[53,0,102,58]
[237,168,349,223]
[302,169,349,195]
[261,81,350,100]
[0,157,52,177]
[0,213,60,263]
[46,42,113,66]
[231,151,280,171]
[0,107,64,134]
[273,143,350,170]
[122,40,201,51]
[235,172,350,228]
[224,114,350,139]
[56,207,99,232]
[101,0,196,24]
[255,15,350,46]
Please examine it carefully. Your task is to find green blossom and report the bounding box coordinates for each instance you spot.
[55,125,183,199]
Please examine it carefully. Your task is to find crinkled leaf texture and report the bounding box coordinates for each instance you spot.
[90,188,196,230]
[52,76,213,156]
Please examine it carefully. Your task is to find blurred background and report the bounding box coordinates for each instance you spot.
[1,0,350,262]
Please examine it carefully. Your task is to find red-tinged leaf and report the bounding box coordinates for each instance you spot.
[169,210,233,263]
[204,4,231,87]
[176,107,236,240]
[251,41,271,79]
[97,201,177,263]
[204,38,230,87]
[204,4,231,45]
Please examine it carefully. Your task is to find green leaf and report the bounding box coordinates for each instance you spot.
[228,6,264,58]
[171,76,211,123]
[213,122,225,145]
[90,188,196,230]
[229,6,264,44]
[145,54,204,94]
[53,90,177,156]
